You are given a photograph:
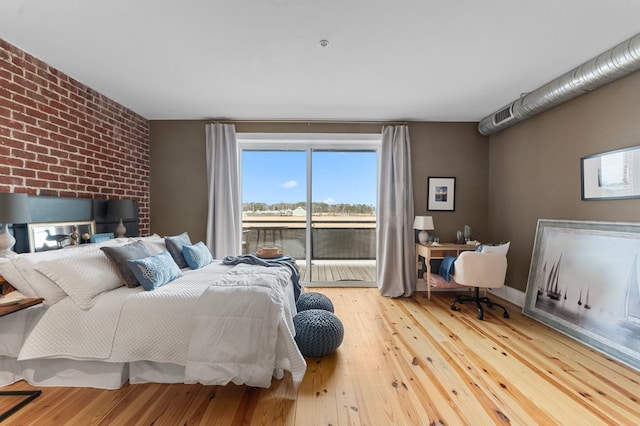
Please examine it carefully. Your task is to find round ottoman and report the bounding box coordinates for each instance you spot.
[296,292,334,313]
[294,309,344,357]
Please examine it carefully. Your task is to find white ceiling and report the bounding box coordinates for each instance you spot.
[1,0,640,122]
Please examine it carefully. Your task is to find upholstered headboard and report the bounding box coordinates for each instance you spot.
[12,196,139,253]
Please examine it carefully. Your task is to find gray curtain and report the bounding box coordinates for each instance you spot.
[205,123,241,258]
[377,125,416,297]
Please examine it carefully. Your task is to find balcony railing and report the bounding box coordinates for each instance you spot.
[242,214,376,261]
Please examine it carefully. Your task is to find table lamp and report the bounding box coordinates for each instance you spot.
[107,199,135,238]
[0,193,32,257]
[413,216,434,244]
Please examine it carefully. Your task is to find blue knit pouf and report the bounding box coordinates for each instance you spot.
[293,309,344,357]
[296,292,334,313]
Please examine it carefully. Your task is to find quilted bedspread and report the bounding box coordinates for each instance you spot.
[18,262,305,388]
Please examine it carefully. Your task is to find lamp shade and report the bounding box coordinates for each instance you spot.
[106,199,135,220]
[0,193,32,224]
[413,216,434,231]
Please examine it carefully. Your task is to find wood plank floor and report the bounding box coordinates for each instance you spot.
[2,288,640,425]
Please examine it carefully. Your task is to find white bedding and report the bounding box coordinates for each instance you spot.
[185,264,305,388]
[17,261,306,388]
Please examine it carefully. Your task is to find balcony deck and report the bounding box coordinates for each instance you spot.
[297,259,376,284]
[243,214,377,285]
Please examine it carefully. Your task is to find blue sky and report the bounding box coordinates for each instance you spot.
[242,150,377,206]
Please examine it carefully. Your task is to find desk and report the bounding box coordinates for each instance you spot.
[416,243,478,300]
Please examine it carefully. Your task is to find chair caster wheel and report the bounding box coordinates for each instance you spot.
[451,305,458,311]
[477,311,484,320]
[503,312,510,319]
[486,302,494,308]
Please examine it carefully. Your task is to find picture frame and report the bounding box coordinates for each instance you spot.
[27,220,96,253]
[523,219,640,372]
[581,145,640,200]
[427,177,455,211]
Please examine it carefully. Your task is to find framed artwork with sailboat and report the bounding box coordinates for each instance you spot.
[524,219,640,372]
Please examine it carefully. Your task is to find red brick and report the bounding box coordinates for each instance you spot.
[12,168,36,178]
[3,39,150,232]
[24,160,49,171]
[0,117,25,131]
[13,75,39,93]
[0,175,24,185]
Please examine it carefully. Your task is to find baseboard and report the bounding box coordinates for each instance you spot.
[487,286,526,308]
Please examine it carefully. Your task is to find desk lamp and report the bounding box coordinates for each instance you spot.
[0,193,31,257]
[413,216,434,244]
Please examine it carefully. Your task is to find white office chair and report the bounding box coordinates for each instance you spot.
[450,251,509,320]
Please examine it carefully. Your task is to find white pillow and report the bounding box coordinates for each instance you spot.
[0,258,37,297]
[9,238,131,306]
[12,255,68,306]
[479,242,510,256]
[129,234,166,255]
[34,248,123,310]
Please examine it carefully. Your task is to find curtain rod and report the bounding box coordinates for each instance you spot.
[209,119,409,126]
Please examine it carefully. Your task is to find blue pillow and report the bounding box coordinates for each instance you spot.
[182,241,213,270]
[127,251,183,291]
[164,232,192,268]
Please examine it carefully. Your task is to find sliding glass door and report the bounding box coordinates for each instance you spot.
[239,134,379,286]
[309,150,377,284]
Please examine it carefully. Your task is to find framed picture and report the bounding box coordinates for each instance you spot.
[427,177,455,211]
[27,220,96,252]
[581,145,640,200]
[524,219,640,372]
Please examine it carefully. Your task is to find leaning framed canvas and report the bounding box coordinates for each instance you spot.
[27,220,96,252]
[581,145,640,200]
[524,219,640,371]
[427,177,455,211]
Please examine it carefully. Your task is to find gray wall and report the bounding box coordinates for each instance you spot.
[147,70,640,293]
[149,121,489,248]
[488,70,640,291]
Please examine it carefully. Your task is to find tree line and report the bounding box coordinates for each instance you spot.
[243,202,375,215]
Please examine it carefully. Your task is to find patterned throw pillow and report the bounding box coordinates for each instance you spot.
[101,240,152,287]
[164,232,192,268]
[127,251,183,291]
[182,241,213,270]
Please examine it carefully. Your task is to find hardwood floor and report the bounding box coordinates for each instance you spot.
[2,288,640,425]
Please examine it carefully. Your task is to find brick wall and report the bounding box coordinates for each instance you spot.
[0,39,150,235]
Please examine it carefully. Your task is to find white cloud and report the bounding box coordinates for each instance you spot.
[324,197,336,204]
[281,180,298,188]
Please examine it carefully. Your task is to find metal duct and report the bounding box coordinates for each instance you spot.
[478,32,640,135]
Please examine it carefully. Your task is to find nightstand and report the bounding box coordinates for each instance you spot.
[0,275,43,422]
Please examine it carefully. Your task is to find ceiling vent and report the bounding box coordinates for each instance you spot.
[479,32,640,135]
[493,105,514,125]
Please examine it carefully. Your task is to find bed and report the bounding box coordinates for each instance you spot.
[0,234,306,390]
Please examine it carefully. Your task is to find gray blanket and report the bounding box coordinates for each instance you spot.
[222,254,302,300]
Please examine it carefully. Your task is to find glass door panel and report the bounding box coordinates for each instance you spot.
[241,150,307,276]
[310,150,377,284]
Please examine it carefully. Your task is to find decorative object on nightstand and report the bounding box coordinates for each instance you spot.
[413,216,434,244]
[0,193,32,257]
[107,199,135,238]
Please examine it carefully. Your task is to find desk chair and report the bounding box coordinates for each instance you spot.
[450,251,509,320]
